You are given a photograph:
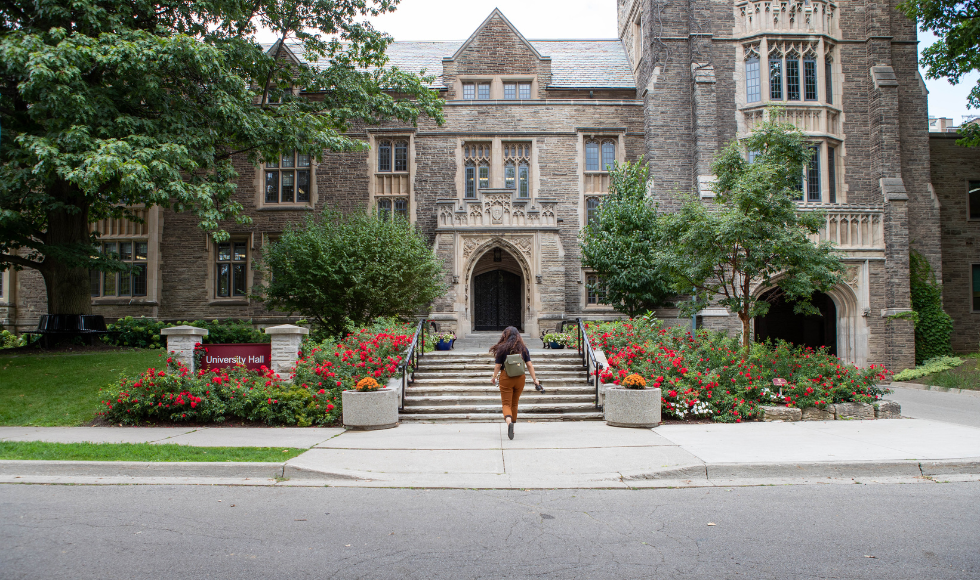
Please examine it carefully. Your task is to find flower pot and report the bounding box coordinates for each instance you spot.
[548,342,565,349]
[604,386,661,428]
[436,339,454,351]
[341,388,399,430]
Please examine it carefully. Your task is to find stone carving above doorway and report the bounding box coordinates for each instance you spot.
[436,192,557,229]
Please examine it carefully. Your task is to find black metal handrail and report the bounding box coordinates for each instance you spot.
[576,317,604,410]
[398,318,426,411]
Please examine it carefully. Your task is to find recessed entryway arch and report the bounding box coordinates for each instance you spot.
[469,245,525,331]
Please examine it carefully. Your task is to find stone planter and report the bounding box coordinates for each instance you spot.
[548,342,566,349]
[604,387,661,428]
[341,388,399,430]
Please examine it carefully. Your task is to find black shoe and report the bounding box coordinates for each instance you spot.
[508,422,514,440]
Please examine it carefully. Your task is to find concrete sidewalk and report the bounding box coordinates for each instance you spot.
[2,418,979,488]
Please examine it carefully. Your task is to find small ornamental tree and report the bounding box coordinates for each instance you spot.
[901,0,980,146]
[579,159,673,317]
[0,0,443,315]
[259,210,446,336]
[662,113,845,348]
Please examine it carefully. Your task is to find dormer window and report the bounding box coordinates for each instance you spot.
[504,83,516,100]
[479,82,491,99]
[519,83,531,99]
[463,82,476,100]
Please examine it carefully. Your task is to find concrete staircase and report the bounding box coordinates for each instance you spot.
[399,349,603,422]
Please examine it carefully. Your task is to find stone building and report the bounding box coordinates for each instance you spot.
[2,1,961,371]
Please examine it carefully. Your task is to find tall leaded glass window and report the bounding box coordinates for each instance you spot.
[464,143,491,196]
[465,164,476,198]
[746,47,761,103]
[478,163,490,189]
[518,163,529,198]
[505,162,516,189]
[828,146,837,204]
[586,197,601,225]
[216,241,247,298]
[786,50,801,101]
[478,83,490,99]
[803,49,818,101]
[806,145,820,202]
[769,48,783,100]
[585,141,599,172]
[825,55,834,104]
[265,151,310,203]
[601,141,616,170]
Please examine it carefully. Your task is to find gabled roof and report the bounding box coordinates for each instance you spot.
[448,8,547,63]
[263,21,636,90]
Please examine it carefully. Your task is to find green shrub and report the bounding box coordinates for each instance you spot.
[1,330,26,349]
[893,356,965,382]
[910,251,953,364]
[105,317,270,349]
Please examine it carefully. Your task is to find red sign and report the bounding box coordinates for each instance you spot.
[202,343,273,372]
[772,378,788,387]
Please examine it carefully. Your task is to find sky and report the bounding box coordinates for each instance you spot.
[271,0,978,122]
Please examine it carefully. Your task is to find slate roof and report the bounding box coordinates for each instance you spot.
[270,39,636,90]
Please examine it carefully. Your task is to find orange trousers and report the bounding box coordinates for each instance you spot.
[498,373,526,422]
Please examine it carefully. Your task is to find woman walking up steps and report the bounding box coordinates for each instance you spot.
[489,327,542,440]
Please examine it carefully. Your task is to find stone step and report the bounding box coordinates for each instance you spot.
[407,385,595,396]
[400,402,600,414]
[413,370,586,380]
[399,411,604,422]
[402,394,595,407]
[416,361,584,370]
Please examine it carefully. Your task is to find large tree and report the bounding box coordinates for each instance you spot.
[0,0,443,315]
[901,0,980,146]
[259,209,445,336]
[579,159,673,317]
[662,113,845,348]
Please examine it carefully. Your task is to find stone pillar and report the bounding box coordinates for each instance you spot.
[264,324,310,375]
[161,326,209,371]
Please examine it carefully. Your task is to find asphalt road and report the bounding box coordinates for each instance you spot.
[2,483,978,579]
[887,387,980,428]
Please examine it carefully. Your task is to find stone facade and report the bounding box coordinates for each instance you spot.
[3,3,950,372]
[930,134,980,353]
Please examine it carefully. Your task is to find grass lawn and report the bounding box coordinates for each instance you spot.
[911,353,980,391]
[0,441,305,462]
[0,349,164,426]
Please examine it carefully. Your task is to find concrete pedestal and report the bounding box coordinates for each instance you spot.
[342,388,399,430]
[161,326,209,371]
[604,387,661,428]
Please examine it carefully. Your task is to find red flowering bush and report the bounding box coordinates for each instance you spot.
[589,319,891,423]
[97,321,414,426]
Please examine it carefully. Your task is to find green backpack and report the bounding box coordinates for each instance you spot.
[504,353,527,378]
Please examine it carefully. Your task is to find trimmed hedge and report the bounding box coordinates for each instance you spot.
[104,317,269,349]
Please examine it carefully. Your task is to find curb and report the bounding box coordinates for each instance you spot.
[890,383,980,398]
[0,460,284,479]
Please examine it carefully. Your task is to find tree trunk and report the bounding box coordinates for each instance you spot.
[739,312,751,349]
[41,200,93,315]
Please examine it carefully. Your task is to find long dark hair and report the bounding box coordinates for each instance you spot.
[489,326,525,356]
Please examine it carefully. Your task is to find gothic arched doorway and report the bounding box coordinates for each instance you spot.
[473,270,523,331]
[755,289,837,355]
[470,246,524,331]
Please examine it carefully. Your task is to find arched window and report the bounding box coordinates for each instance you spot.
[745,45,761,103]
